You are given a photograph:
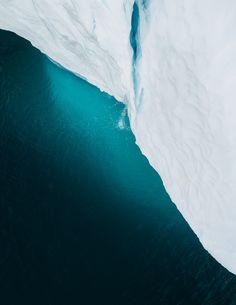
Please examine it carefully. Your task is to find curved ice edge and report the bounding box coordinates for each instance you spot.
[0,0,235,275]
[4,31,235,276]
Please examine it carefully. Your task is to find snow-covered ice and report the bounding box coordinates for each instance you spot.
[1,0,236,274]
[0,0,134,102]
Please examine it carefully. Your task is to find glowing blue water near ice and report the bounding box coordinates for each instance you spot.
[1,0,236,275]
[0,27,236,305]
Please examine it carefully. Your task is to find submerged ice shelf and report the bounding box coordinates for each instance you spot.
[1,0,236,274]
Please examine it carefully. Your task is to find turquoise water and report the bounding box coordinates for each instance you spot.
[0,30,236,305]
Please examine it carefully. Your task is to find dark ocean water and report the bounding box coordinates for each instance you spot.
[0,30,235,305]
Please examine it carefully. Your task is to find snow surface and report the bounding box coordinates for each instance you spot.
[1,0,236,274]
[0,0,134,102]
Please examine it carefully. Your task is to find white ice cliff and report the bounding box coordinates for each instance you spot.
[0,0,134,102]
[1,0,236,274]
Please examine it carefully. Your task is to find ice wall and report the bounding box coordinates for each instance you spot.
[0,0,134,102]
[1,0,236,274]
[134,0,236,274]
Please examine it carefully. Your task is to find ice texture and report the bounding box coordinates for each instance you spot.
[1,0,236,274]
[0,0,134,102]
[134,0,236,274]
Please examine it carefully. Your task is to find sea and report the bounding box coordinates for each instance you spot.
[0,29,235,305]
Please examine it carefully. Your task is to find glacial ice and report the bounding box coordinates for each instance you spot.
[0,0,134,102]
[1,0,236,274]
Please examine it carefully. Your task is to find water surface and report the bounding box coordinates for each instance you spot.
[0,30,235,305]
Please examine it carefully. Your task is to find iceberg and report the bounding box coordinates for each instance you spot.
[1,0,236,274]
[0,0,134,102]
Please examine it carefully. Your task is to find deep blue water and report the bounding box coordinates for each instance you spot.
[0,30,236,305]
